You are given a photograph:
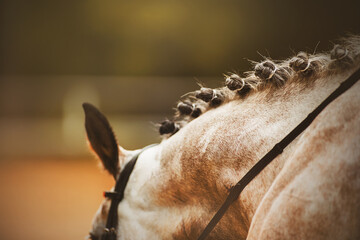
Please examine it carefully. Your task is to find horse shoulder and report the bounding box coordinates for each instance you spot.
[247,79,360,240]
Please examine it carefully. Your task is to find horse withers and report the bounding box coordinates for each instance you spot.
[85,36,360,240]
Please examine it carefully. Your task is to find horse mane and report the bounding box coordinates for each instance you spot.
[159,35,360,137]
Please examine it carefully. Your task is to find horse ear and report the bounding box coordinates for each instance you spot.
[83,103,119,179]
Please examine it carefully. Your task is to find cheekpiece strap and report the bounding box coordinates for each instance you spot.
[104,191,124,201]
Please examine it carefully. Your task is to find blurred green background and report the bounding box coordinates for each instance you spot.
[0,1,359,239]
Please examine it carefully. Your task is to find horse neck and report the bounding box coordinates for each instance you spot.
[157,70,354,238]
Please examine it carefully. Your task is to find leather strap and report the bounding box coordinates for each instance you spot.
[101,144,158,240]
[198,67,360,240]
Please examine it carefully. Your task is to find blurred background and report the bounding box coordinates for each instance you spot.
[0,1,359,239]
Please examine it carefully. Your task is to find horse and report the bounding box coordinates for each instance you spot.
[84,35,360,240]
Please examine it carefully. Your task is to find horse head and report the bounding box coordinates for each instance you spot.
[85,36,360,240]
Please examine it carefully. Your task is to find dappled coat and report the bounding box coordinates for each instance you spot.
[86,36,360,240]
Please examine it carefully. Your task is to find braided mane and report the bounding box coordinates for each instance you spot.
[159,35,360,137]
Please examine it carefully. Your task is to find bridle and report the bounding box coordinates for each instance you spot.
[90,67,360,240]
[89,144,157,240]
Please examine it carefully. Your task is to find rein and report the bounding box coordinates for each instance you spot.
[198,67,360,240]
[93,68,360,240]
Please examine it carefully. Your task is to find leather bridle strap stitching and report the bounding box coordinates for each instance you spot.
[198,67,360,240]
[101,144,158,240]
